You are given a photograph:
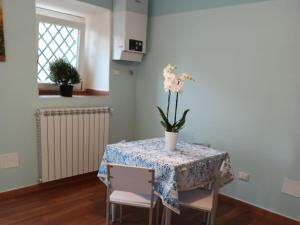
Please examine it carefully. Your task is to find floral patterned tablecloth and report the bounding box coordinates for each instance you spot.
[98,138,233,214]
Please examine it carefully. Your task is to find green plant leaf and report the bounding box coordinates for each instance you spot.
[157,106,172,130]
[160,121,167,129]
[47,58,81,86]
[175,109,190,131]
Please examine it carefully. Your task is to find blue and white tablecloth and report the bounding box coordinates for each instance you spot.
[98,138,233,213]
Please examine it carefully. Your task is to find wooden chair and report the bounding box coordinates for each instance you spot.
[106,164,160,225]
[178,162,224,225]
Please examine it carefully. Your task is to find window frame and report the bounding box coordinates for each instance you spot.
[36,8,86,91]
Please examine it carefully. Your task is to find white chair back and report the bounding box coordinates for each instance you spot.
[107,164,155,194]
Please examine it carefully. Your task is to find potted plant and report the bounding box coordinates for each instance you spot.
[48,58,81,97]
[157,64,193,150]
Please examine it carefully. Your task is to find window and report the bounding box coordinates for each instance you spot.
[37,22,80,83]
[36,9,85,88]
[35,2,111,96]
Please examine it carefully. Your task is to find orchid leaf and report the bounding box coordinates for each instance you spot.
[175,109,190,131]
[160,121,167,129]
[161,121,173,132]
[157,106,172,129]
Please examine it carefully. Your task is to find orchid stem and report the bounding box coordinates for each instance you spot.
[166,90,171,120]
[174,92,179,125]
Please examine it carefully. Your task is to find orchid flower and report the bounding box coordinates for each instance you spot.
[158,64,194,133]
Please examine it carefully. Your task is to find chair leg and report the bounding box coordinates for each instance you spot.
[202,212,208,224]
[119,205,123,224]
[210,209,217,225]
[165,208,172,225]
[106,200,110,225]
[206,213,211,225]
[149,207,154,225]
[156,202,160,225]
[111,204,117,222]
[161,207,166,225]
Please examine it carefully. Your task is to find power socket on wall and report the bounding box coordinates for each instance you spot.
[238,171,250,182]
[282,178,300,197]
[112,69,121,76]
[0,153,19,169]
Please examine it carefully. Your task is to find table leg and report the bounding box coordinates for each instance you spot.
[165,208,172,225]
[111,204,117,223]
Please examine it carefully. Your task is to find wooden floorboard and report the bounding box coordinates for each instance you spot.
[0,174,298,225]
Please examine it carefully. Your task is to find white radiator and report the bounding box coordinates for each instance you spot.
[36,107,111,183]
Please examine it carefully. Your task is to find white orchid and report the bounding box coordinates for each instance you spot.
[179,73,193,81]
[162,64,193,93]
[158,64,194,133]
[164,80,174,92]
[172,80,184,93]
[164,72,176,82]
[163,64,176,76]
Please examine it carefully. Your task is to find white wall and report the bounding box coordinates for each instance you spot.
[84,9,111,91]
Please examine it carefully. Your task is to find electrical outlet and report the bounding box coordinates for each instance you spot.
[0,153,19,169]
[238,171,250,182]
[112,69,121,76]
[282,178,300,197]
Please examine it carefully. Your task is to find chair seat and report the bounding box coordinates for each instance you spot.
[179,188,213,212]
[110,190,158,208]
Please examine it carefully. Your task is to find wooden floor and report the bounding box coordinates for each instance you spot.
[0,173,297,225]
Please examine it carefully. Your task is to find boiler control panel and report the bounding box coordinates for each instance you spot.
[129,39,143,52]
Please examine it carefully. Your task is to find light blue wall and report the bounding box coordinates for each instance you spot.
[0,0,136,191]
[136,0,300,220]
[1,0,299,221]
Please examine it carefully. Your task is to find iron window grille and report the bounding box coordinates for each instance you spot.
[37,14,84,86]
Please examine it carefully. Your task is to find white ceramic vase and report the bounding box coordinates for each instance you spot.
[165,131,178,150]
